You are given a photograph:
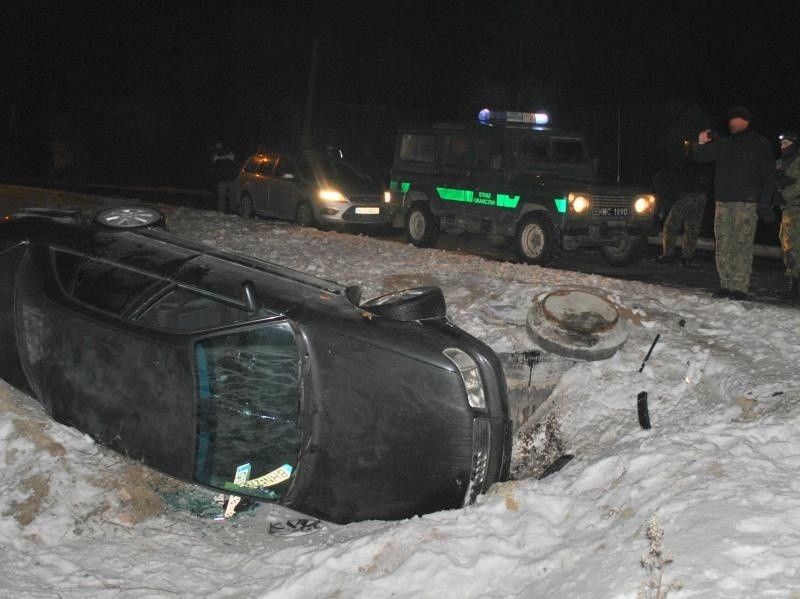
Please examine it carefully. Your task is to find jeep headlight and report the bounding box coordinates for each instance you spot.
[443,348,486,411]
[568,192,591,214]
[634,195,656,214]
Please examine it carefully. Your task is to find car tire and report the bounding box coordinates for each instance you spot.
[405,203,439,248]
[94,206,165,229]
[600,236,643,267]
[361,286,446,321]
[238,194,255,218]
[296,200,316,227]
[513,212,561,265]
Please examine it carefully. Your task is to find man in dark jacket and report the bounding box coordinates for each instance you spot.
[210,141,239,213]
[777,131,800,299]
[692,106,775,300]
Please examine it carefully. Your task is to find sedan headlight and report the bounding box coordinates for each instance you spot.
[319,188,347,202]
[634,195,656,214]
[443,348,486,411]
[568,192,591,214]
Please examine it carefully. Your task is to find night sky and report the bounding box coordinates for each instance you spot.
[2,1,799,185]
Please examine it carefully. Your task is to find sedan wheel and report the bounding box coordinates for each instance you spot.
[296,201,316,227]
[94,206,165,229]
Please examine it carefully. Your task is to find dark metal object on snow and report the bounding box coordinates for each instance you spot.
[538,454,575,479]
[637,391,652,429]
[638,333,661,373]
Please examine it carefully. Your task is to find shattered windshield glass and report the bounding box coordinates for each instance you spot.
[193,322,301,501]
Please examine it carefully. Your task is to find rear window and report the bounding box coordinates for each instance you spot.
[398,134,435,163]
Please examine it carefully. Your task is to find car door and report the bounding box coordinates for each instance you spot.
[469,130,512,218]
[434,132,474,217]
[13,242,198,479]
[270,156,303,220]
[254,156,277,213]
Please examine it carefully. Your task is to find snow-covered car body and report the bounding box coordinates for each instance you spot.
[0,208,510,523]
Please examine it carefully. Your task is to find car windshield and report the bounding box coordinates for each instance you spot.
[301,158,374,189]
[193,322,301,501]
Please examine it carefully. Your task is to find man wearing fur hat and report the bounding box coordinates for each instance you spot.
[693,107,775,300]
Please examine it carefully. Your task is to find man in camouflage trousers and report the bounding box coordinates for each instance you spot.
[693,107,775,300]
[777,131,800,299]
[655,152,713,266]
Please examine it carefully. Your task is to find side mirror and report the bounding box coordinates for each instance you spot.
[281,173,295,180]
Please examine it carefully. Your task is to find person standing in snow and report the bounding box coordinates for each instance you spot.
[654,144,713,267]
[210,141,239,213]
[776,131,800,299]
[692,107,775,300]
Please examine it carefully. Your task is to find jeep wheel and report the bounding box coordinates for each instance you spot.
[361,286,446,321]
[600,236,643,266]
[514,213,561,265]
[405,203,440,248]
[238,194,255,218]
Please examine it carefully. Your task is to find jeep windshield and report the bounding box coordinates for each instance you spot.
[193,321,301,500]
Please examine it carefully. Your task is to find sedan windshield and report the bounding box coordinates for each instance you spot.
[193,322,301,500]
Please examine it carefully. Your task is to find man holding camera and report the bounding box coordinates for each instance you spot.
[693,106,775,300]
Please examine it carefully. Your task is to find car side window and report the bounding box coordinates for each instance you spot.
[137,287,253,332]
[475,136,504,169]
[193,322,300,501]
[553,140,586,163]
[243,157,259,174]
[70,258,162,317]
[440,134,471,167]
[275,157,297,179]
[256,158,276,176]
[399,134,435,163]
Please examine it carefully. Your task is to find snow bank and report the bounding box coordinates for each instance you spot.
[2,204,800,597]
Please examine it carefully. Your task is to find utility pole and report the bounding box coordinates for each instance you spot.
[302,39,319,149]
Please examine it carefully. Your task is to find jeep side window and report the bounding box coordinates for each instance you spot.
[440,134,471,167]
[519,135,550,163]
[553,140,586,163]
[475,136,504,170]
[399,134,435,163]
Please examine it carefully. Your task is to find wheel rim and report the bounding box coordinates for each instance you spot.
[520,222,546,258]
[97,207,160,228]
[408,210,427,240]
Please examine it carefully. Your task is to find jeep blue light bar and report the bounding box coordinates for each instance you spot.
[478,108,549,125]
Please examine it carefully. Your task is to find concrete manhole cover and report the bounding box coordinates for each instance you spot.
[527,289,628,361]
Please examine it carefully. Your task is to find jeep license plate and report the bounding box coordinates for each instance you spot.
[598,207,628,217]
[355,207,380,215]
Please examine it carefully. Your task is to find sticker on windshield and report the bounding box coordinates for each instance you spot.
[242,464,293,489]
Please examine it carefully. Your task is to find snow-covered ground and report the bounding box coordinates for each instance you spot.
[2,200,800,598]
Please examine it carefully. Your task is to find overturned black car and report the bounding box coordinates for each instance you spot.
[0,206,510,523]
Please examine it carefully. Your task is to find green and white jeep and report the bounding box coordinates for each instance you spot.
[389,110,657,266]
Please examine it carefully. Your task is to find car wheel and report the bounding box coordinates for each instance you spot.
[238,194,255,218]
[296,200,316,227]
[361,286,446,321]
[600,236,643,266]
[513,213,561,265]
[405,203,440,247]
[94,206,165,229]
